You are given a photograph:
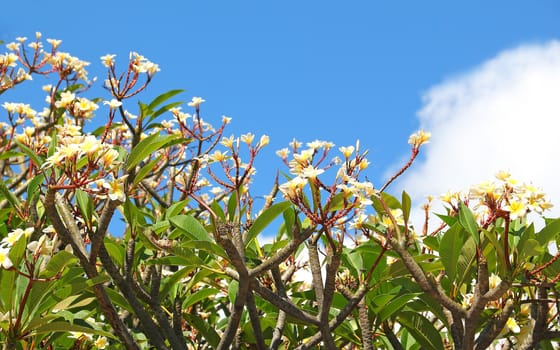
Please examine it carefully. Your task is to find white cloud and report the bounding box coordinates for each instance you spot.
[395,41,560,229]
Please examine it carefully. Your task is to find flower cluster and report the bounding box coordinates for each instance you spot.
[441,170,553,224]
[278,139,374,227]
[42,130,127,201]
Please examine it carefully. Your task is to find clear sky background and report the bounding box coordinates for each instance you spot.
[2,1,560,228]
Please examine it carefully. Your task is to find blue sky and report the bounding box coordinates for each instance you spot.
[2,1,560,222]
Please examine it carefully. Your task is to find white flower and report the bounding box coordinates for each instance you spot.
[506,317,520,333]
[102,175,128,202]
[2,227,33,247]
[240,133,255,145]
[0,247,13,269]
[94,336,108,349]
[257,135,270,148]
[100,54,116,68]
[339,145,354,158]
[408,129,431,147]
[103,99,122,109]
[221,115,232,124]
[188,97,205,108]
[300,165,324,179]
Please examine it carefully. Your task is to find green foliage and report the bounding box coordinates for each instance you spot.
[0,33,559,350]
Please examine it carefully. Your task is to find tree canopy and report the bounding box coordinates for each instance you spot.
[1,33,560,350]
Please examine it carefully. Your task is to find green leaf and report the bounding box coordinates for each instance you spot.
[75,189,93,223]
[29,321,114,338]
[132,155,162,187]
[152,101,184,120]
[170,214,211,241]
[9,234,27,267]
[183,288,220,309]
[402,191,412,224]
[26,175,44,203]
[227,190,238,220]
[0,151,23,160]
[327,192,347,212]
[160,266,196,299]
[14,139,43,166]
[537,217,560,246]
[165,199,190,219]
[150,220,170,235]
[105,287,133,313]
[519,239,544,260]
[482,229,506,275]
[126,132,178,171]
[210,200,226,221]
[41,251,78,278]
[423,236,440,251]
[375,293,421,324]
[398,310,444,350]
[228,280,238,305]
[458,201,479,244]
[146,253,204,267]
[245,201,291,246]
[178,240,228,260]
[456,237,477,289]
[147,89,184,111]
[439,223,464,281]
[371,192,401,217]
[344,248,363,275]
[184,313,220,348]
[0,181,21,212]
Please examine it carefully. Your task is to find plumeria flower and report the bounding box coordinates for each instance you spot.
[94,336,108,349]
[276,148,290,159]
[257,134,270,148]
[188,96,205,108]
[220,135,236,148]
[279,176,307,199]
[339,145,354,158]
[506,317,520,333]
[103,99,122,109]
[0,247,13,269]
[488,273,501,289]
[100,54,116,68]
[102,175,129,202]
[504,201,526,220]
[300,165,324,179]
[46,38,62,49]
[221,115,232,124]
[408,129,431,147]
[55,91,76,108]
[27,234,55,256]
[209,150,229,162]
[240,133,255,145]
[1,227,33,247]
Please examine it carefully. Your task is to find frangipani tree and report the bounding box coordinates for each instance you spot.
[0,33,559,350]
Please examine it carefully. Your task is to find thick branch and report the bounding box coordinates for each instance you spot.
[248,280,319,325]
[308,240,324,313]
[389,237,466,317]
[98,245,170,350]
[475,299,515,350]
[339,286,372,350]
[246,291,266,350]
[89,198,119,261]
[249,227,314,277]
[269,267,288,350]
[216,222,250,350]
[43,189,140,350]
[295,284,369,350]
